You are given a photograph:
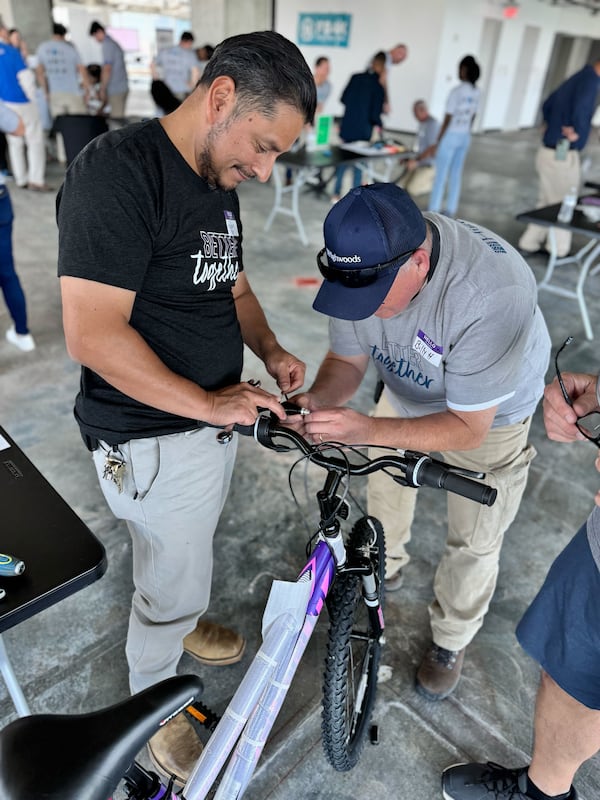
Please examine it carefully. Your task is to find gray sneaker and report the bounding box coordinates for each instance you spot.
[441,762,578,800]
[416,643,465,700]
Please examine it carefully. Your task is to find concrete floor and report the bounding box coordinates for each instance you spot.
[1,119,600,799]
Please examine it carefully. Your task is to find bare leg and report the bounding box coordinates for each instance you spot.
[528,670,600,796]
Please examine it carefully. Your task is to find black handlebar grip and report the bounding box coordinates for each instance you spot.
[231,422,256,437]
[413,457,497,506]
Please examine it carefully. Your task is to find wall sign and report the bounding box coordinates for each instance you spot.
[297,13,352,47]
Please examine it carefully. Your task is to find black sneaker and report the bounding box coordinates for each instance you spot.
[441,762,578,800]
[416,643,465,700]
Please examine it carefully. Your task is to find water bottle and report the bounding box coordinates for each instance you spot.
[557,186,578,223]
[0,553,25,576]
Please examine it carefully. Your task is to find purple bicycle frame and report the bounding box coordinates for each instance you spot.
[183,536,338,800]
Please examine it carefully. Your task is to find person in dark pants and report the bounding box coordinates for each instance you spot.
[0,99,35,352]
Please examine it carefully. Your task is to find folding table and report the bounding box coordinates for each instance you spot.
[0,426,107,715]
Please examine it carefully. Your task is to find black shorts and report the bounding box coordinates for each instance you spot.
[516,521,600,710]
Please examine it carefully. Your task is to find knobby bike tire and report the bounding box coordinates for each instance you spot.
[321,516,386,771]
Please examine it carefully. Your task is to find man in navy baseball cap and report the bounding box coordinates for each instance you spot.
[293,181,550,704]
[313,183,427,320]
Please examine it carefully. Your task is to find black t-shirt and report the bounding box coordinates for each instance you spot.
[57,118,244,443]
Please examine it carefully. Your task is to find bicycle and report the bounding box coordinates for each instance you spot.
[0,409,496,800]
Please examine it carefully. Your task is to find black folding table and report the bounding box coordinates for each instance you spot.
[0,426,107,715]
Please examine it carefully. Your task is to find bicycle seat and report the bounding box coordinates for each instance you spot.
[0,673,203,800]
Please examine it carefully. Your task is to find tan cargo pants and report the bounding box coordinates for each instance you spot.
[367,391,536,650]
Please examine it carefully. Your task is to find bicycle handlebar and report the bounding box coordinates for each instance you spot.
[225,411,496,507]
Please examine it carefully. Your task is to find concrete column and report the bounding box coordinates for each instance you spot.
[0,0,52,51]
[190,0,273,47]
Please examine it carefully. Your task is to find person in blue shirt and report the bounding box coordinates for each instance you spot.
[519,59,600,258]
[0,18,48,191]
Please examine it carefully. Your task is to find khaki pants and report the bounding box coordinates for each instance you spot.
[5,100,45,187]
[108,91,129,119]
[367,391,536,650]
[398,164,435,196]
[518,145,580,258]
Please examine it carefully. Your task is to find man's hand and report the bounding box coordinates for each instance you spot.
[543,373,598,442]
[301,406,373,445]
[544,372,600,505]
[206,382,286,427]
[262,345,306,395]
[560,125,579,143]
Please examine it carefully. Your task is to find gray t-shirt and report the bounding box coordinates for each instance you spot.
[329,213,551,427]
[316,79,332,109]
[415,115,439,167]
[102,35,128,95]
[155,45,199,95]
[36,39,83,94]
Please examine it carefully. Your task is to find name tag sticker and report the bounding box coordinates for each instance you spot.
[224,210,239,237]
[413,330,443,366]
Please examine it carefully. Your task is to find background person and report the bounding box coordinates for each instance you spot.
[0,99,35,353]
[518,58,600,259]
[88,20,128,118]
[57,30,316,786]
[36,23,91,164]
[151,31,201,114]
[428,54,480,217]
[195,43,214,77]
[0,18,48,191]
[293,183,550,702]
[375,42,407,114]
[398,99,439,196]
[313,55,332,114]
[7,28,28,62]
[441,364,600,800]
[331,51,386,203]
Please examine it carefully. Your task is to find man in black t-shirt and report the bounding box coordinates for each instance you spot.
[57,31,316,786]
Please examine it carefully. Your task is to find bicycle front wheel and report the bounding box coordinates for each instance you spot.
[321,516,386,771]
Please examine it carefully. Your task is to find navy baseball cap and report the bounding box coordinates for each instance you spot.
[313,183,427,321]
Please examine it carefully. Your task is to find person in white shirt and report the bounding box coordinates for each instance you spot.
[428,55,481,217]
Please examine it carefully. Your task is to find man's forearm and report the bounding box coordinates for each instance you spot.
[67,317,215,422]
[235,289,278,361]
[367,409,492,452]
[308,354,366,407]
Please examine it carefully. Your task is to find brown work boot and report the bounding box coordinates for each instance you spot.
[147,712,203,788]
[183,620,245,666]
[415,643,465,700]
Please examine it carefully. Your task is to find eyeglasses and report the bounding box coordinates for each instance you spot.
[316,247,415,287]
[554,336,600,447]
